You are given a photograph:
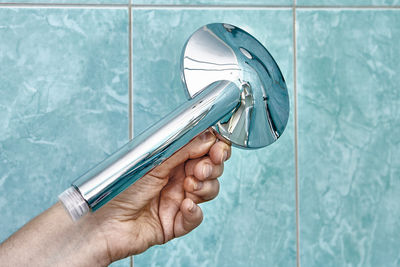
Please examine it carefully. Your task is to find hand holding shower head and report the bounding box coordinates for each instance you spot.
[59,23,290,221]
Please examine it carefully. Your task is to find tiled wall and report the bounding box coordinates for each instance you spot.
[0,1,399,267]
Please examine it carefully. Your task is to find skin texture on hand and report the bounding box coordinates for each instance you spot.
[93,129,231,262]
[0,129,231,267]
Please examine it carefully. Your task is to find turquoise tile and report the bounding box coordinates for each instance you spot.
[0,7,129,266]
[133,0,292,4]
[297,10,400,267]
[132,9,295,267]
[297,0,399,6]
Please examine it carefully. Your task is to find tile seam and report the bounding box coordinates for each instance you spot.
[129,1,134,267]
[132,4,291,8]
[0,3,128,8]
[129,0,133,141]
[0,3,289,8]
[131,5,291,9]
[293,1,300,267]
[296,5,400,9]
[0,3,399,9]
[132,4,400,9]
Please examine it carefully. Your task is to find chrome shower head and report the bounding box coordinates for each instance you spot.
[59,23,290,221]
[181,23,289,148]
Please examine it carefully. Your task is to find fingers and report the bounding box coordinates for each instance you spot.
[174,198,203,238]
[184,157,224,181]
[150,129,216,178]
[183,140,230,203]
[209,140,231,165]
[184,176,220,202]
[184,130,217,159]
[170,137,232,240]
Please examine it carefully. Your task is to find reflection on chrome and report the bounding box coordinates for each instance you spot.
[216,81,254,147]
[182,23,289,148]
[59,23,290,221]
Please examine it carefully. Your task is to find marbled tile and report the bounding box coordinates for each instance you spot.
[132,0,292,4]
[0,6,129,252]
[132,9,295,267]
[297,10,400,267]
[297,0,399,6]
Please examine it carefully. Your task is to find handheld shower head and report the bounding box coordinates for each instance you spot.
[59,23,290,221]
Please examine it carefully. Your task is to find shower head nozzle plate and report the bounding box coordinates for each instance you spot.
[181,23,290,149]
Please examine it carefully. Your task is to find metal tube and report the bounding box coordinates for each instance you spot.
[59,81,241,221]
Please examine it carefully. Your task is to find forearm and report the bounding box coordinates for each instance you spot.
[0,202,110,267]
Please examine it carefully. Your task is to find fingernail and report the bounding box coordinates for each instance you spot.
[221,151,228,162]
[202,164,212,178]
[188,200,195,212]
[200,131,214,142]
[194,181,203,191]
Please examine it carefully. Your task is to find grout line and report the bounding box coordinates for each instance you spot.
[128,1,134,265]
[129,0,134,264]
[131,4,291,9]
[128,0,133,141]
[0,3,399,9]
[0,3,128,8]
[132,4,400,9]
[293,1,300,267]
[296,5,400,9]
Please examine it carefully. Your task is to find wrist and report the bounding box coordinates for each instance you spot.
[0,202,111,267]
[55,202,112,266]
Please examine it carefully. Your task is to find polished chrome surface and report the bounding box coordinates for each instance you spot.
[182,23,289,148]
[70,81,241,214]
[59,23,290,220]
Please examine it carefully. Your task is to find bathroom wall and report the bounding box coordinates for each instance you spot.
[0,1,398,267]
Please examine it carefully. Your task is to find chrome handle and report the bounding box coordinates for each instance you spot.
[60,81,241,220]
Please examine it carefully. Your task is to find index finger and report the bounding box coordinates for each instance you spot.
[209,139,232,165]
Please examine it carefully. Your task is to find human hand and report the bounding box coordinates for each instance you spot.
[91,129,231,263]
[0,129,231,267]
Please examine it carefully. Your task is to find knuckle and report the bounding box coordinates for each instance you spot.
[203,180,220,201]
[216,164,224,176]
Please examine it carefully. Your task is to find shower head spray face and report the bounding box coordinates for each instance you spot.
[181,23,290,148]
